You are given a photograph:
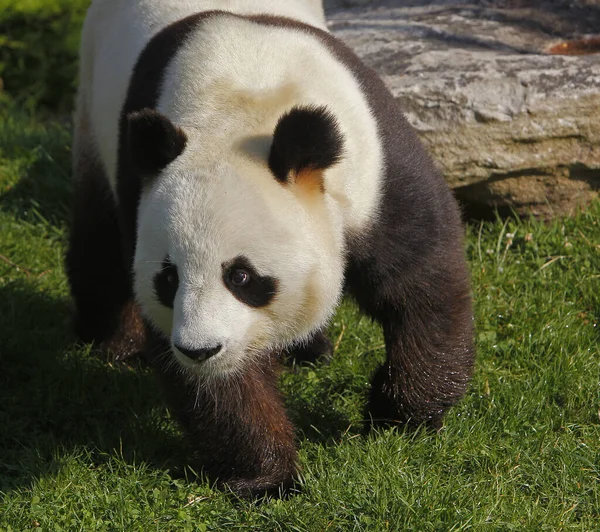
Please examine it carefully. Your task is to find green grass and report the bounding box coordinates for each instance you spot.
[1,1,599,528]
[1,107,599,531]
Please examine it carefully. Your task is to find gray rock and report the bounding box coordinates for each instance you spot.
[326,0,600,217]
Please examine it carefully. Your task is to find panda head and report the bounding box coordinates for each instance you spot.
[129,105,346,378]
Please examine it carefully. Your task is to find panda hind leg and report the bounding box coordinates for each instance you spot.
[65,118,145,361]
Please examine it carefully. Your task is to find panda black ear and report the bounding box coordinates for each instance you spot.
[268,105,344,192]
[127,108,187,176]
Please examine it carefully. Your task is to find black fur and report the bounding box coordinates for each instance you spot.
[66,118,146,360]
[127,109,187,176]
[268,105,343,184]
[66,153,132,344]
[153,256,178,309]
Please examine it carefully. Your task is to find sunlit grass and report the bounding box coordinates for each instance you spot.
[1,105,598,530]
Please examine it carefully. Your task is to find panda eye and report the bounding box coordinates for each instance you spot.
[222,256,278,308]
[153,257,179,308]
[231,269,250,286]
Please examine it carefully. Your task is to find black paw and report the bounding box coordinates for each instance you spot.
[364,365,445,433]
[285,330,333,366]
[220,473,299,501]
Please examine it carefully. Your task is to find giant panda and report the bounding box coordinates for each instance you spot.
[66,0,475,497]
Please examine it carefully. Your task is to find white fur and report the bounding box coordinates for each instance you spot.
[77,0,384,378]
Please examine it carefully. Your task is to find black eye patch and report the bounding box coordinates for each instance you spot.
[222,256,278,308]
[153,256,179,308]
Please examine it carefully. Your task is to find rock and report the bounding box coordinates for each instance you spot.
[326,0,600,217]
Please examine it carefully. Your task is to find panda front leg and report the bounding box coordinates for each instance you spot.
[346,248,474,430]
[147,335,298,498]
[65,108,145,360]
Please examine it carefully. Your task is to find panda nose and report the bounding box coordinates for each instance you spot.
[174,344,222,362]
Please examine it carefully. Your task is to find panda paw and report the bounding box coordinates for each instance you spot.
[284,330,333,367]
[219,473,299,501]
[74,300,147,364]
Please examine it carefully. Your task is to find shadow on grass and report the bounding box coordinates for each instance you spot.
[0,280,189,494]
[283,348,380,444]
[285,380,359,444]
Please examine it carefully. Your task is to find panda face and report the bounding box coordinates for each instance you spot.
[133,159,345,379]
